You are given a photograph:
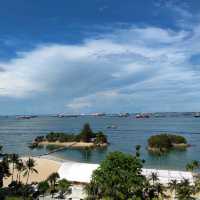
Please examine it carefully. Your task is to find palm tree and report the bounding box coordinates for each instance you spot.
[155,182,165,199]
[168,179,178,198]
[176,179,195,200]
[85,180,101,200]
[57,179,71,198]
[143,179,157,200]
[0,158,10,188]
[192,160,199,167]
[186,160,199,175]
[15,159,25,183]
[47,172,60,197]
[135,145,141,157]
[149,172,159,186]
[186,163,193,172]
[23,157,38,185]
[194,174,200,195]
[9,153,19,182]
[38,180,50,199]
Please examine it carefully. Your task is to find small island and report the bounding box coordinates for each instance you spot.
[31,123,108,150]
[148,134,189,153]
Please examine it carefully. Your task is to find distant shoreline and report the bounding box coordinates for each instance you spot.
[148,143,189,153]
[37,141,108,148]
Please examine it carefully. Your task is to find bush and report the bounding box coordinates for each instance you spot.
[95,132,107,144]
[46,132,60,142]
[148,134,172,149]
[148,134,187,150]
[34,136,44,143]
[34,123,108,145]
[168,135,187,144]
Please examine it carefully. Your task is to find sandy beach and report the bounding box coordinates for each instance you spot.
[3,155,199,199]
[3,155,194,187]
[39,141,108,148]
[3,156,61,187]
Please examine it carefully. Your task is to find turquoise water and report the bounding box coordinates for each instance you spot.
[0,116,200,170]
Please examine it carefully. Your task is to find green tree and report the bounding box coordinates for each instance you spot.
[149,172,159,186]
[47,172,60,197]
[80,123,93,142]
[186,160,199,174]
[38,180,49,198]
[95,132,107,144]
[85,151,146,200]
[168,179,178,198]
[23,157,38,185]
[194,175,200,194]
[15,159,25,183]
[176,179,195,200]
[57,179,71,198]
[155,182,165,199]
[0,158,10,188]
[9,154,19,182]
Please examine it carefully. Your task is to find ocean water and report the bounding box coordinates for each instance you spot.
[0,115,200,170]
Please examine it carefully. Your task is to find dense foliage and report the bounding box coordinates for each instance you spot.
[148,134,187,151]
[176,179,195,200]
[0,157,10,187]
[85,150,146,200]
[186,160,200,172]
[34,123,107,145]
[0,149,71,200]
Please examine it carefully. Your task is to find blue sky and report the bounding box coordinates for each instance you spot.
[1,0,200,114]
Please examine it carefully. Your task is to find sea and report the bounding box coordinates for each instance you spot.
[0,115,200,170]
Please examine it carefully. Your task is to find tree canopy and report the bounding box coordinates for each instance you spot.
[85,151,146,200]
[148,134,187,153]
[33,123,107,145]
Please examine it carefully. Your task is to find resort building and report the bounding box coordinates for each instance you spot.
[58,160,194,185]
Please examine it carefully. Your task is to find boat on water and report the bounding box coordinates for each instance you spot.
[90,112,106,117]
[107,125,118,129]
[56,114,79,118]
[135,113,150,119]
[16,115,37,119]
[118,112,130,117]
[194,112,200,118]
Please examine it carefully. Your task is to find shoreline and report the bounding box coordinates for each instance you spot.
[39,154,71,163]
[3,156,62,187]
[148,143,189,153]
[3,155,194,187]
[39,154,190,172]
[37,141,108,148]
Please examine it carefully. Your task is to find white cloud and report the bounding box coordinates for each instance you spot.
[1,18,200,111]
[66,90,119,113]
[67,98,92,111]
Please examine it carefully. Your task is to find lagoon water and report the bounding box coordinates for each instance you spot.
[0,116,200,170]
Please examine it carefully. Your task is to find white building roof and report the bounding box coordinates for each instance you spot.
[58,161,99,183]
[142,168,194,184]
[58,161,194,184]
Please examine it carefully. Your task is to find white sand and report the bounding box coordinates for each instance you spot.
[3,157,61,187]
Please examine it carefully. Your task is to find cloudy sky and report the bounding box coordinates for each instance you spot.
[0,0,200,114]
